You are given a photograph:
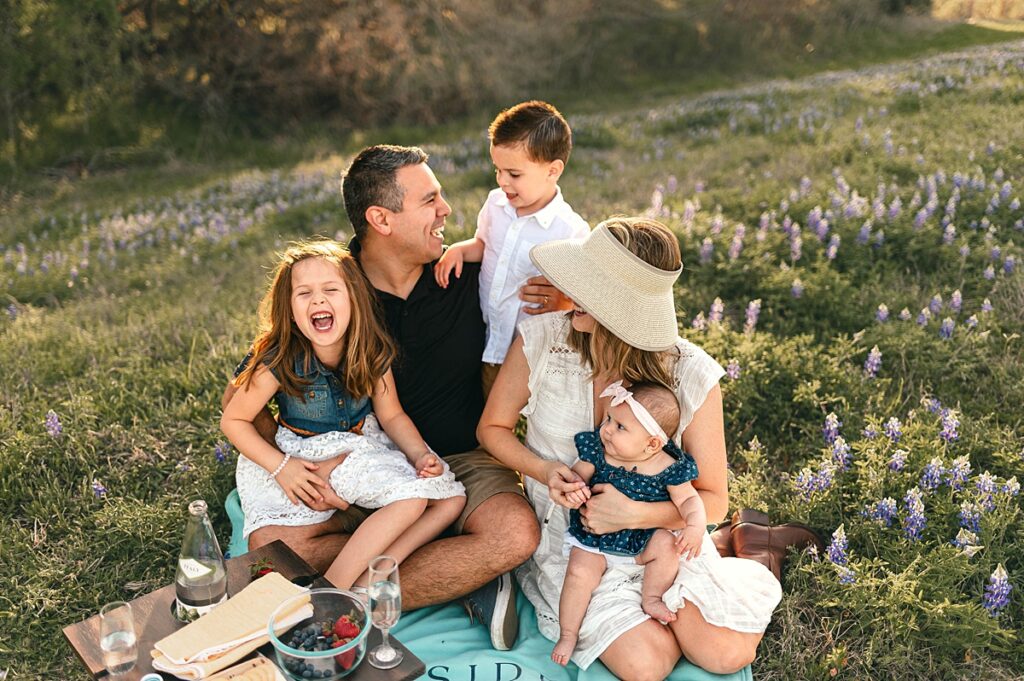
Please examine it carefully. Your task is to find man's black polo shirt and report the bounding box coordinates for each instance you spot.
[353,239,487,457]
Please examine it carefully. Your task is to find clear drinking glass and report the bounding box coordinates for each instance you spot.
[99,601,137,676]
[367,555,403,669]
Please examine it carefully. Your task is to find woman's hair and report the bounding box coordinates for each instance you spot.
[566,217,682,387]
[235,240,395,400]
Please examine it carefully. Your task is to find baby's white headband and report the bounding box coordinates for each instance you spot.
[599,380,669,444]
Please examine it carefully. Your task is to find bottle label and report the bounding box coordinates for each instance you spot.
[175,594,227,622]
[178,558,213,580]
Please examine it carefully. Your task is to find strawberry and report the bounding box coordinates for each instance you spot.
[331,638,356,669]
[333,614,360,639]
[248,558,274,580]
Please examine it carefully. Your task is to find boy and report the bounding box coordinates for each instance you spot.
[435,101,590,395]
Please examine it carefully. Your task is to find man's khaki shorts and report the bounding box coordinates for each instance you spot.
[330,447,525,536]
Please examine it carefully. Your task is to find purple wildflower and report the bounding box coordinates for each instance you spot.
[6,304,16,319]
[857,222,872,245]
[951,527,979,552]
[831,437,852,470]
[791,278,804,298]
[91,479,107,498]
[984,265,995,280]
[862,424,878,439]
[794,461,836,501]
[958,501,982,533]
[898,307,911,321]
[694,180,705,194]
[826,234,840,260]
[976,472,998,512]
[939,317,955,340]
[823,413,842,445]
[1005,255,1016,274]
[864,346,882,378]
[981,298,993,313]
[691,311,707,331]
[903,488,926,541]
[883,417,902,443]
[923,396,942,413]
[966,314,979,329]
[708,298,724,324]
[940,410,960,443]
[1002,476,1020,497]
[929,294,943,314]
[919,458,945,491]
[726,360,741,380]
[865,497,898,527]
[837,566,857,585]
[943,224,956,245]
[827,525,849,565]
[214,442,229,463]
[874,230,885,248]
[790,234,803,262]
[888,449,907,472]
[917,308,931,326]
[728,235,744,261]
[45,410,63,438]
[699,238,714,264]
[983,565,1012,617]
[990,246,1002,262]
[949,290,962,313]
[876,304,889,323]
[945,455,971,491]
[744,299,761,334]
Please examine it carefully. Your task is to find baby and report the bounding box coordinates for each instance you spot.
[551,380,706,666]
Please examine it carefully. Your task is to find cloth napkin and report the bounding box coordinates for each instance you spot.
[151,571,311,679]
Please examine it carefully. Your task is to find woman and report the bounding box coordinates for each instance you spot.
[478,218,782,678]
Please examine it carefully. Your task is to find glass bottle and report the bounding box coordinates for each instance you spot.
[174,499,227,622]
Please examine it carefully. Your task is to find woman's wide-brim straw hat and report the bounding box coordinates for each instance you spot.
[530,222,682,351]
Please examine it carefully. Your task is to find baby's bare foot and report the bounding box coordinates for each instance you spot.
[642,596,677,624]
[551,633,577,666]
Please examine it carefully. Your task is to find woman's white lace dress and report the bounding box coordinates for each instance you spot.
[517,313,782,669]
[236,414,465,539]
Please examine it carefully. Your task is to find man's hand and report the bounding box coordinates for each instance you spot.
[415,451,444,478]
[434,246,465,288]
[519,276,572,316]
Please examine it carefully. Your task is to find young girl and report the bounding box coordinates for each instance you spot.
[550,380,706,666]
[221,240,465,589]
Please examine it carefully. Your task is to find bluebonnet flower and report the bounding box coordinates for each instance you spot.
[214,442,229,463]
[91,479,107,498]
[5,304,15,320]
[864,497,898,527]
[942,224,956,245]
[983,265,995,280]
[823,413,842,445]
[876,304,889,323]
[976,472,998,511]
[949,289,962,313]
[691,311,707,331]
[837,566,857,585]
[729,235,744,261]
[857,222,872,245]
[862,424,878,439]
[990,246,1002,262]
[888,449,907,472]
[708,298,724,324]
[800,176,812,195]
[883,417,902,443]
[940,410,960,443]
[919,458,945,491]
[827,525,848,565]
[1005,255,1016,274]
[1001,476,1020,497]
[958,501,982,533]
[863,346,882,378]
[699,238,714,264]
[791,278,804,298]
[45,410,62,438]
[1012,197,1021,211]
[903,488,926,541]
[790,234,803,262]
[945,455,971,491]
[965,314,979,329]
[916,308,931,326]
[951,528,983,558]
[939,317,955,339]
[694,180,705,194]
[726,361,741,380]
[744,299,761,334]
[826,234,840,260]
[666,175,678,193]
[874,230,885,248]
[831,437,852,470]
[929,294,943,314]
[959,244,971,257]
[923,397,943,414]
[794,461,837,501]
[898,307,911,321]
[983,565,1012,617]
[981,298,993,313]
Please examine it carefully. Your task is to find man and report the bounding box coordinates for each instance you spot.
[223,145,550,650]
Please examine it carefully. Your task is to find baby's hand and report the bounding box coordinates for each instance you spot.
[564,486,591,509]
[433,247,464,288]
[415,452,443,478]
[675,525,704,560]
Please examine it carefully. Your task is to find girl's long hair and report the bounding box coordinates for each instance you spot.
[235,240,395,400]
[566,217,681,389]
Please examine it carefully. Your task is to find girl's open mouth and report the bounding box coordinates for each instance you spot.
[311,312,334,331]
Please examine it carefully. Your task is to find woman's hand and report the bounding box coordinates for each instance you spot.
[578,483,639,535]
[545,461,588,508]
[275,458,329,507]
[415,451,444,478]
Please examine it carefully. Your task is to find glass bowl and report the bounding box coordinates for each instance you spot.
[267,588,370,679]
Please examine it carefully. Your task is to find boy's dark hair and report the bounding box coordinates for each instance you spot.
[488,100,572,163]
[629,381,681,437]
[342,145,429,240]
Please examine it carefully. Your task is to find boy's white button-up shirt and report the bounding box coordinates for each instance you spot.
[476,186,590,364]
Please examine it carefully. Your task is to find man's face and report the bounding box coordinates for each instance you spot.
[388,163,451,264]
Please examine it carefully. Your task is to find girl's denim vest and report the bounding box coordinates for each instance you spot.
[274,354,372,436]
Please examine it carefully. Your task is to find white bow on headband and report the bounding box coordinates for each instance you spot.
[599,380,669,443]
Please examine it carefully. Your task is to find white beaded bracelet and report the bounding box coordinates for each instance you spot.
[270,453,291,479]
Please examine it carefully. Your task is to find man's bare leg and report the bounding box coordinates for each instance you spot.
[395,491,539,610]
[249,515,352,574]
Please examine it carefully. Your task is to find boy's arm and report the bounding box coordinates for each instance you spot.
[434,237,485,287]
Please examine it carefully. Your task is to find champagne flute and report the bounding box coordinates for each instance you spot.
[367,555,403,669]
[98,601,137,676]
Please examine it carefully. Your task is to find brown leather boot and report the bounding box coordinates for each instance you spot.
[710,521,734,557]
[731,511,823,581]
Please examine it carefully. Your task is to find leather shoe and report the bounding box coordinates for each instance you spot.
[731,512,824,581]
[709,509,770,557]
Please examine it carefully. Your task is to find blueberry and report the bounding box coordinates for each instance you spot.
[303,672,312,679]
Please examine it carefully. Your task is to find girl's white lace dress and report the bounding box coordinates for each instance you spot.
[517,313,782,669]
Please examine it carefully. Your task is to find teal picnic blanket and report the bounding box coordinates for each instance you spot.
[225,490,751,681]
